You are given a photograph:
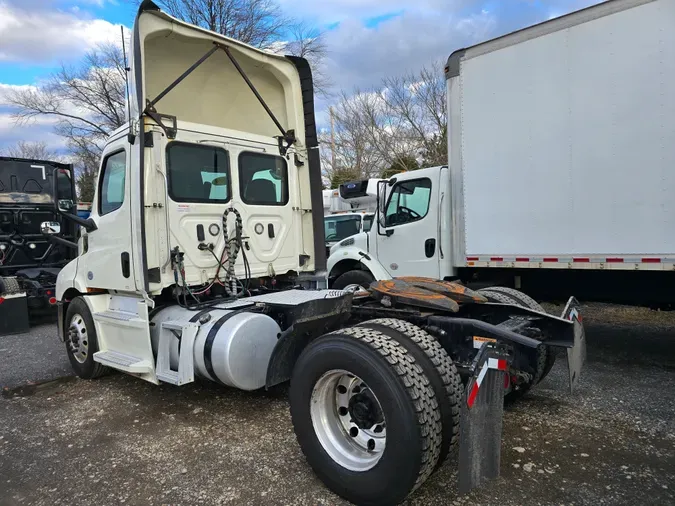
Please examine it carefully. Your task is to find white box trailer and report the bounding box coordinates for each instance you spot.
[327,0,675,304]
[447,0,675,270]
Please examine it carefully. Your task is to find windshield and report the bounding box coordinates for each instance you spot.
[0,160,65,204]
[325,214,362,242]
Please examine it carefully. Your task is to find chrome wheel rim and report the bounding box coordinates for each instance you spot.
[310,369,386,471]
[67,313,89,364]
[343,284,369,296]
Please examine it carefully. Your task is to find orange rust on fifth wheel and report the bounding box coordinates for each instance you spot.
[369,278,461,312]
[395,276,488,304]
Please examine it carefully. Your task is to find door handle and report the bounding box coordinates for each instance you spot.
[268,223,275,238]
[121,252,130,278]
[424,238,436,258]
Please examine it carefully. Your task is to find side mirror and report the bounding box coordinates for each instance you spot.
[58,199,75,212]
[41,221,61,235]
[41,220,77,250]
[50,167,97,233]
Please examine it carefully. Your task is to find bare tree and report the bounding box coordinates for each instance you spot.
[320,90,389,184]
[282,21,330,97]
[381,63,447,167]
[321,62,448,182]
[6,43,127,199]
[157,0,286,48]
[1,141,62,161]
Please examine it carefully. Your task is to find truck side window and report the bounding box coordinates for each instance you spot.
[99,151,126,216]
[384,178,431,227]
[238,152,288,206]
[167,143,230,203]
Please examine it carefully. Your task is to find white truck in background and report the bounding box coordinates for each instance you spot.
[328,0,675,305]
[322,180,379,258]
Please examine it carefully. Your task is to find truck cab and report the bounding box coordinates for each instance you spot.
[327,166,454,289]
[0,156,77,328]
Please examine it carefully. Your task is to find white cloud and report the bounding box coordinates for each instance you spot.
[0,1,123,63]
[0,112,66,152]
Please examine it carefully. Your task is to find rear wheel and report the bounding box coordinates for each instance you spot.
[64,297,108,379]
[480,286,557,383]
[290,327,442,506]
[332,270,374,291]
[356,318,461,469]
[478,287,548,402]
[0,276,21,294]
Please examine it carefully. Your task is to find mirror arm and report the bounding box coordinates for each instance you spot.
[59,212,98,232]
[46,235,78,250]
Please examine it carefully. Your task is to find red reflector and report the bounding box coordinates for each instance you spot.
[573,258,590,263]
[46,290,53,296]
[466,257,479,261]
[49,297,57,305]
[467,382,479,409]
[0,297,4,305]
[606,258,624,263]
[642,258,661,263]
[497,359,507,371]
[490,257,503,262]
[515,257,529,262]
[543,258,558,262]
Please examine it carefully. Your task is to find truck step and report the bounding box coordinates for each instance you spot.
[156,370,180,385]
[155,321,198,386]
[93,351,153,373]
[93,310,148,329]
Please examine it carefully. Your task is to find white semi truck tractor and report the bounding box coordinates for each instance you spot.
[43,2,585,504]
[329,0,675,307]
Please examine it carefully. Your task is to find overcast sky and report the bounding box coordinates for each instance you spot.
[0,0,601,153]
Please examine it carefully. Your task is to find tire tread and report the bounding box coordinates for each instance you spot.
[329,326,443,493]
[357,319,461,453]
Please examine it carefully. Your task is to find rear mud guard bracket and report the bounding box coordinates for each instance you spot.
[458,344,510,495]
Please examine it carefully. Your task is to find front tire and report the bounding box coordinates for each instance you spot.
[290,327,442,506]
[332,270,374,291]
[64,297,108,379]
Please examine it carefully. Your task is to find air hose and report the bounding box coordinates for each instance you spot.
[222,207,243,296]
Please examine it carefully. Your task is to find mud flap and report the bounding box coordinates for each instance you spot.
[0,291,30,335]
[458,344,510,495]
[561,297,586,394]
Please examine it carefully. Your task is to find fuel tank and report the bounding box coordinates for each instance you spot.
[150,305,281,390]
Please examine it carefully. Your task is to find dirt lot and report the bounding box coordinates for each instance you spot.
[1,303,674,505]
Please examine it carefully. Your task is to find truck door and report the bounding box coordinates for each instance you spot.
[81,143,136,291]
[375,173,440,279]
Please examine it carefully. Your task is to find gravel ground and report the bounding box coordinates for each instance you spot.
[0,303,674,505]
[0,316,71,391]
